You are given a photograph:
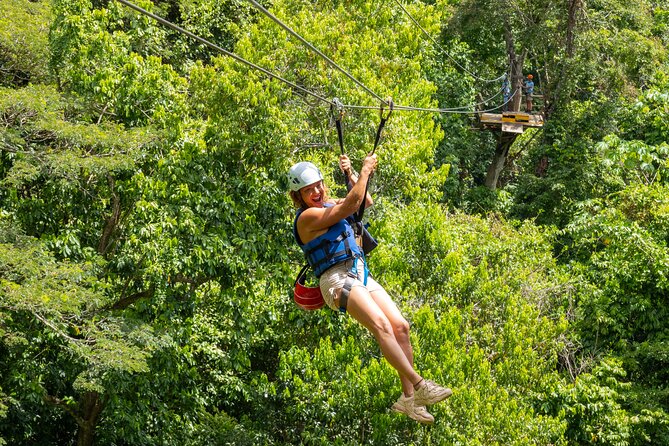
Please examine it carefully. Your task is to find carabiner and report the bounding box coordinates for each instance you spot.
[379,97,394,121]
[331,97,346,156]
[370,98,393,155]
[331,97,345,121]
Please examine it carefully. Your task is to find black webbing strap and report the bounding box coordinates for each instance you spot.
[294,263,310,286]
[339,275,356,313]
[332,98,352,190]
[371,99,394,156]
[332,98,346,156]
[353,98,393,227]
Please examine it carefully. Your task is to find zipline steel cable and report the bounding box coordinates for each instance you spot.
[392,0,506,84]
[114,0,335,107]
[243,0,389,106]
[247,0,505,113]
[346,87,517,114]
[244,0,505,110]
[116,0,510,116]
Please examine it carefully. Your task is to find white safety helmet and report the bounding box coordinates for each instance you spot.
[287,162,324,191]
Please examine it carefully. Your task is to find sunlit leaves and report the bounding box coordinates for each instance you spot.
[51,0,188,128]
[0,0,52,86]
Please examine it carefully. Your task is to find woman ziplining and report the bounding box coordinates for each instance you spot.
[287,104,452,424]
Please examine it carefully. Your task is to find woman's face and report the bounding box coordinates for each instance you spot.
[299,180,325,208]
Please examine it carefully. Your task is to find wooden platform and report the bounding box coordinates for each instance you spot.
[480,112,544,133]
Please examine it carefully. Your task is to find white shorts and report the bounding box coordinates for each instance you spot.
[319,258,383,311]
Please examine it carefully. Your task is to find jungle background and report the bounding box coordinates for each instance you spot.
[1,0,668,444]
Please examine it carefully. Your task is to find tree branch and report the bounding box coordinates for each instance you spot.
[44,394,85,427]
[0,304,94,345]
[110,288,154,310]
[97,175,121,256]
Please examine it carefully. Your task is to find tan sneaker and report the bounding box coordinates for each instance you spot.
[414,380,453,406]
[391,394,434,424]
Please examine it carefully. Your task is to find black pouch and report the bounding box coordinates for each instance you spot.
[344,179,378,254]
[352,220,378,254]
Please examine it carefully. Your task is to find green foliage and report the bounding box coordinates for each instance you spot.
[461,185,514,215]
[190,409,274,446]
[166,0,255,65]
[563,186,669,348]
[0,217,155,445]
[510,97,624,226]
[595,72,669,187]
[271,329,567,446]
[558,181,669,443]
[1,0,668,443]
[50,0,188,127]
[625,76,669,144]
[545,358,632,446]
[622,336,669,445]
[0,0,52,86]
[598,135,669,186]
[583,0,666,92]
[654,5,669,45]
[0,384,7,445]
[0,84,158,257]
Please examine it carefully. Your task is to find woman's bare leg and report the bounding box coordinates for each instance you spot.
[368,286,416,397]
[340,286,422,387]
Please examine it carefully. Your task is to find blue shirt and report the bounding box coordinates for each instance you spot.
[525,80,534,95]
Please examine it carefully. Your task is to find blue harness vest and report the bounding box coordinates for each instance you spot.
[293,205,365,278]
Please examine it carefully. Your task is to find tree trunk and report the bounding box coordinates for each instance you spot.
[484,21,524,190]
[98,174,121,256]
[565,0,581,59]
[484,133,517,190]
[77,424,96,446]
[544,0,582,119]
[44,391,107,446]
[76,392,106,446]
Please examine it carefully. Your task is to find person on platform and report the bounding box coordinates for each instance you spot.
[524,74,535,113]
